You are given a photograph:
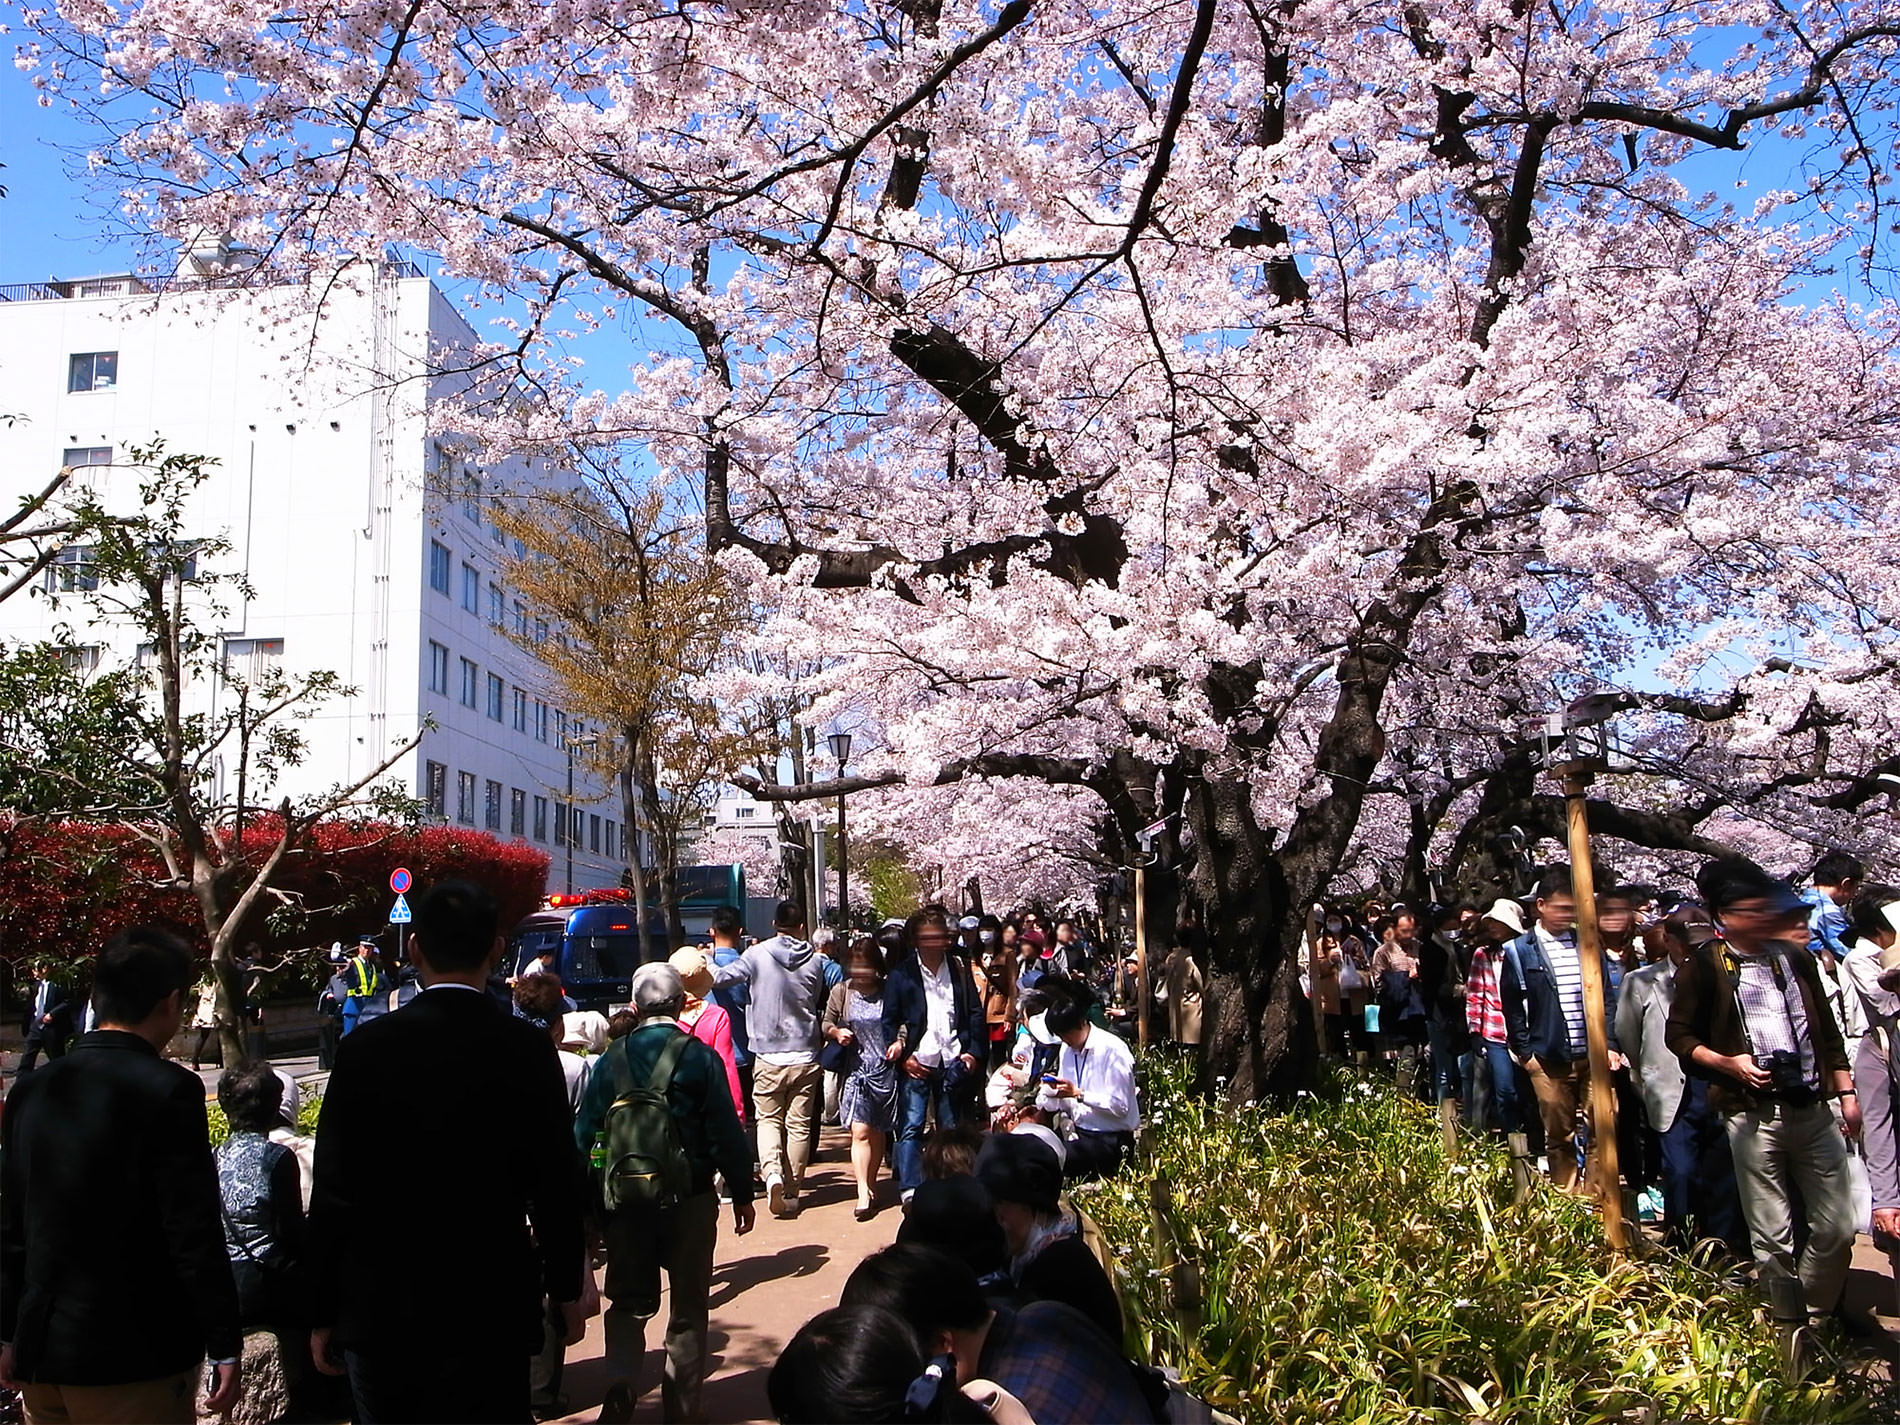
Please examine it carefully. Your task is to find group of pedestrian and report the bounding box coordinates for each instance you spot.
[1304,849,1885,1328]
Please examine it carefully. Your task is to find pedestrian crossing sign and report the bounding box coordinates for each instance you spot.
[389,893,413,924]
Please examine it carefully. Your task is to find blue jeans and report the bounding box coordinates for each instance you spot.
[895,1064,963,1193]
[1481,1041,1523,1134]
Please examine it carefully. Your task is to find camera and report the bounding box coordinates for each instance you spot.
[1758,1049,1808,1096]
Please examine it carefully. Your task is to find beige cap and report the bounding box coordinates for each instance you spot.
[668,947,715,999]
[1482,898,1528,936]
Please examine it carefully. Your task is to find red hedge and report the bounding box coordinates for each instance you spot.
[0,816,549,978]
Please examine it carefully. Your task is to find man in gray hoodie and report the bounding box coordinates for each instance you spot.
[710,899,827,1218]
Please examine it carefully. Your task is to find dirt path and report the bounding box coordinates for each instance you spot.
[550,1125,902,1424]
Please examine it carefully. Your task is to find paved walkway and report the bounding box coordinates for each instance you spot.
[548,1126,900,1424]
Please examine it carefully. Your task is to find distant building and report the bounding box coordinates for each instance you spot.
[0,255,631,890]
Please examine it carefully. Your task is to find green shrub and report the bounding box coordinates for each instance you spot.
[1088,1059,1882,1424]
[206,1089,322,1146]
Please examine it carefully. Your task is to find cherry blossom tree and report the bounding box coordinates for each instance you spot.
[25,0,1900,1097]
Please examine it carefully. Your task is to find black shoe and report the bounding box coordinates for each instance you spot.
[854,1203,877,1222]
[599,1383,634,1425]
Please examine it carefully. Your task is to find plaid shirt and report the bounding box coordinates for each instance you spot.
[1465,948,1508,1044]
[979,1302,1155,1424]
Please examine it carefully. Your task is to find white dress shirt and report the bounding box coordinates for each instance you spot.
[1041,1024,1138,1133]
[915,955,960,1067]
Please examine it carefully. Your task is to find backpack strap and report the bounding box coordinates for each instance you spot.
[646,1027,693,1096]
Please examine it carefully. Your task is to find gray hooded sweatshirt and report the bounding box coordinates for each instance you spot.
[710,934,826,1060]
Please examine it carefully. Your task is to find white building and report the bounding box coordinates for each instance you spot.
[0,257,629,892]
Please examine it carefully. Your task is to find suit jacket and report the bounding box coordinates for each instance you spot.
[0,1031,240,1385]
[21,981,75,1041]
[308,984,584,1355]
[1614,959,1687,1133]
[883,952,987,1068]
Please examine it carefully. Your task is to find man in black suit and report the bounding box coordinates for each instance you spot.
[17,964,76,1075]
[308,879,585,1424]
[1,927,242,1423]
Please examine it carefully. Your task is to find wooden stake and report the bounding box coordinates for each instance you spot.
[1560,768,1629,1253]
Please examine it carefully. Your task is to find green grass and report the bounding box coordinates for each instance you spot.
[206,1090,322,1145]
[1087,1059,1884,1424]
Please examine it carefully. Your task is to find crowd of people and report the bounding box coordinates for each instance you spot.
[3,843,1895,1425]
[1303,850,1893,1330]
[0,885,1172,1425]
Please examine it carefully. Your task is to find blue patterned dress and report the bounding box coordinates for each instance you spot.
[839,987,900,1132]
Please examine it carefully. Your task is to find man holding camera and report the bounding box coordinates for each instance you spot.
[1667,856,1859,1318]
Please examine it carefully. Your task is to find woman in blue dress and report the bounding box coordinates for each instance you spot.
[824,938,899,1220]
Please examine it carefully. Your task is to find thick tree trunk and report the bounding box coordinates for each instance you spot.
[1183,773,1315,1104]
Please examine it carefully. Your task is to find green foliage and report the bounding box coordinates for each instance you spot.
[206,1090,322,1147]
[1090,1059,1881,1424]
[0,642,155,815]
[860,840,921,921]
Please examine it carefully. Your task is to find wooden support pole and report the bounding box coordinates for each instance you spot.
[1560,768,1629,1253]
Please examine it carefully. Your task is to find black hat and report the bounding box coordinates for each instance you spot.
[975,1131,1062,1215]
[1695,856,1806,917]
[895,1174,1009,1279]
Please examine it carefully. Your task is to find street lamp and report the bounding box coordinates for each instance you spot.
[1530,689,1636,1251]
[828,731,852,932]
[564,730,598,896]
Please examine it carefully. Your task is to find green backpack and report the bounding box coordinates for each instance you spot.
[599,1031,695,1213]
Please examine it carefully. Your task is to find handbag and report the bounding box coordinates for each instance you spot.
[818,1036,860,1074]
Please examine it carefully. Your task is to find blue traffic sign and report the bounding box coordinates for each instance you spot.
[390,867,413,894]
[389,893,413,924]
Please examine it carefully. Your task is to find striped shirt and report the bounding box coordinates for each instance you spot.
[1465,949,1508,1043]
[1537,926,1587,1058]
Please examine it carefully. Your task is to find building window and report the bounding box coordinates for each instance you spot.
[535,700,549,743]
[456,770,477,824]
[534,617,548,644]
[56,645,102,674]
[461,564,479,614]
[486,672,504,721]
[45,544,98,593]
[429,541,450,594]
[61,446,113,492]
[488,584,504,628]
[484,778,503,832]
[533,795,548,842]
[589,814,601,853]
[223,637,285,684]
[513,600,527,637]
[459,658,478,708]
[67,351,118,392]
[605,820,617,860]
[423,760,447,818]
[556,710,569,746]
[510,787,526,836]
[427,641,449,694]
[463,474,483,524]
[554,802,568,847]
[512,687,528,732]
[733,805,756,821]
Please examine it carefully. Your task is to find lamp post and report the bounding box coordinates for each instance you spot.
[828,731,852,933]
[1534,691,1636,1252]
[563,730,598,896]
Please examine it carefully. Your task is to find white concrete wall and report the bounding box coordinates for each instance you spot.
[0,266,625,890]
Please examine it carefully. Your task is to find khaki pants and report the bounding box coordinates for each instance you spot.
[1526,1055,1592,1191]
[751,1059,821,1192]
[1727,1099,1857,1314]
[23,1367,198,1425]
[603,1192,720,1420]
